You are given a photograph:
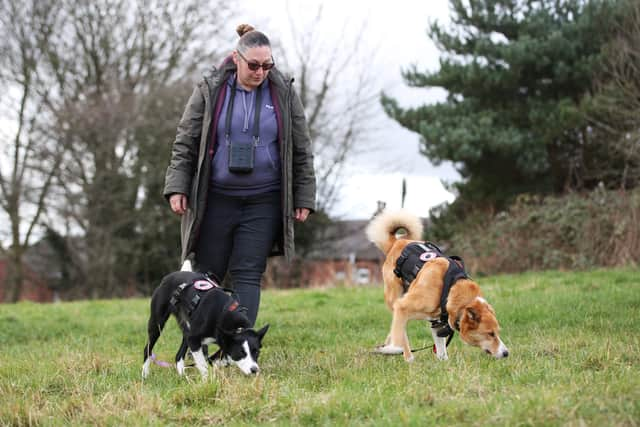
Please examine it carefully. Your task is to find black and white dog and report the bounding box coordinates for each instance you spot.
[142,261,269,379]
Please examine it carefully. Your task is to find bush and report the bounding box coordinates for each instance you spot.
[434,186,640,275]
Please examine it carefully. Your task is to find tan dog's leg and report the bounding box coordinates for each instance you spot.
[389,299,414,362]
[379,275,404,348]
[384,279,404,312]
[375,302,406,356]
[376,329,403,355]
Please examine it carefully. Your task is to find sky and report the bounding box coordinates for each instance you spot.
[0,0,459,236]
[239,0,459,219]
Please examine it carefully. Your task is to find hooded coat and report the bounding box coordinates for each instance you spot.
[164,58,316,262]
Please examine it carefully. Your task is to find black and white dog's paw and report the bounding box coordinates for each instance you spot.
[176,359,186,376]
[207,349,232,367]
[212,356,232,367]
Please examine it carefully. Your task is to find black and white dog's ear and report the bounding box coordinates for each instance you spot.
[256,324,270,341]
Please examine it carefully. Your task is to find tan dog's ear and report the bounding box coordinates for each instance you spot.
[466,307,481,323]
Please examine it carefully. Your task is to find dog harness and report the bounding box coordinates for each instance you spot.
[393,242,469,344]
[169,274,223,315]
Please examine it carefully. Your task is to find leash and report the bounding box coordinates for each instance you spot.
[150,353,172,368]
[373,332,455,355]
[411,332,455,353]
[150,353,203,369]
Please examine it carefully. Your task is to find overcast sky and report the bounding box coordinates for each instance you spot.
[239,0,460,219]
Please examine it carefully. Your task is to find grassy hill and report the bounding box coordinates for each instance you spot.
[1,268,638,426]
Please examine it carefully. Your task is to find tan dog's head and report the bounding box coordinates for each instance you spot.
[457,297,509,359]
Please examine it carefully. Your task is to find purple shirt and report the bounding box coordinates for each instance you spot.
[211,75,281,195]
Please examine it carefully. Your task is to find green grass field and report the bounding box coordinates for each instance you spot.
[1,268,639,426]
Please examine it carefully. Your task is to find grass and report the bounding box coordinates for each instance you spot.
[0,267,639,426]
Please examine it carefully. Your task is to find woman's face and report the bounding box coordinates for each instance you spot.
[233,46,273,91]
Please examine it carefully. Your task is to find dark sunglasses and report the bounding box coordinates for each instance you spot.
[237,50,275,71]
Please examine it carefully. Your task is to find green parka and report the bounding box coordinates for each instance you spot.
[164,58,316,262]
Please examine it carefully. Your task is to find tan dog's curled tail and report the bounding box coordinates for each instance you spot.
[366,210,424,255]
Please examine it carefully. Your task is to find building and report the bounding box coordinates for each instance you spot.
[303,219,384,286]
[263,219,385,289]
[0,257,54,302]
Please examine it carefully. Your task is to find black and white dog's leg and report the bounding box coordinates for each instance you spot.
[431,327,448,361]
[142,342,154,379]
[142,308,170,379]
[190,347,209,379]
[188,338,209,379]
[210,349,232,367]
[175,338,189,376]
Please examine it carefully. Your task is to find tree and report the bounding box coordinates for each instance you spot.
[128,81,193,293]
[2,1,384,297]
[279,5,381,216]
[0,0,232,299]
[382,0,624,211]
[586,0,640,189]
[266,6,382,266]
[0,0,63,302]
[43,0,232,298]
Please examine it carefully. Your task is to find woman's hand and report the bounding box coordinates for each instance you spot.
[294,208,310,222]
[169,193,188,215]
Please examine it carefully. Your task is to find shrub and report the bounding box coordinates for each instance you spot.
[435,186,640,275]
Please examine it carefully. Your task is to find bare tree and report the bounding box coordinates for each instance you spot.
[1,0,233,299]
[43,0,233,298]
[264,6,382,285]
[280,5,382,215]
[0,0,63,302]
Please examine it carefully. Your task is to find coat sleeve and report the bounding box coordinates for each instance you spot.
[290,88,317,211]
[163,85,205,200]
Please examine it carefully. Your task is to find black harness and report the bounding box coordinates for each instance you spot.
[169,274,228,315]
[393,242,469,346]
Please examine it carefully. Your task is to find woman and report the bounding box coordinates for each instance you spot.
[164,24,316,326]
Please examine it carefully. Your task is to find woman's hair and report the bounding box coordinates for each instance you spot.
[236,24,271,53]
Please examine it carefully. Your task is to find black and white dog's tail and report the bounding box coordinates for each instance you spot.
[181,260,192,272]
[180,254,194,272]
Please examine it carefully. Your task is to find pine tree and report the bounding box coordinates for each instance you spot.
[383,0,624,209]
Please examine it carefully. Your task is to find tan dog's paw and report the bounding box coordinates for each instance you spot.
[373,344,403,355]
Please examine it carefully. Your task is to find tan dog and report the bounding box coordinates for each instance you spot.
[366,210,509,362]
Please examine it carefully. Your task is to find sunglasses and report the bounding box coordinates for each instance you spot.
[237,51,275,71]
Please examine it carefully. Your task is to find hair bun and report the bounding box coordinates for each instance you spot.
[236,24,255,37]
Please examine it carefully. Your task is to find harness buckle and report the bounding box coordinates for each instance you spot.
[170,282,190,307]
[430,319,454,338]
[436,324,454,338]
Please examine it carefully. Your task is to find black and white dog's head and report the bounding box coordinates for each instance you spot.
[217,324,269,375]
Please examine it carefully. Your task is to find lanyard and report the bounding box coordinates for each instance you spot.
[224,78,262,144]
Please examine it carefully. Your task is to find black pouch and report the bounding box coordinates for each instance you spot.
[228,141,254,173]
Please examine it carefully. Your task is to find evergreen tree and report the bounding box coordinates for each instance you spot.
[382,0,624,209]
[586,0,640,190]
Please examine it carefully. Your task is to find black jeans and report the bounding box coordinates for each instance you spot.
[194,189,281,326]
